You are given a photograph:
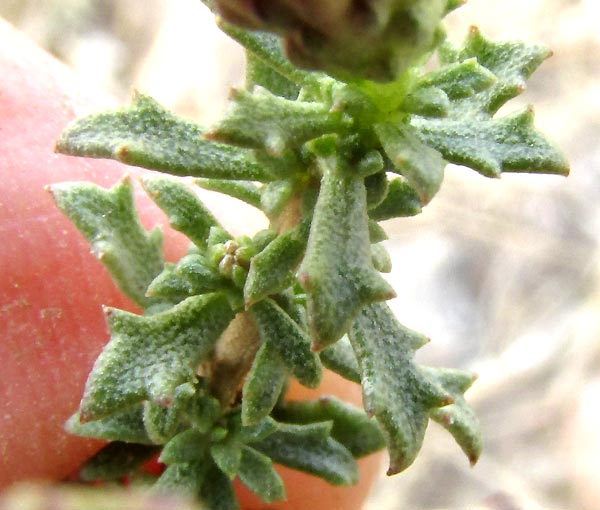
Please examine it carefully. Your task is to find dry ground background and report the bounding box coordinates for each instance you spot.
[2,1,600,509]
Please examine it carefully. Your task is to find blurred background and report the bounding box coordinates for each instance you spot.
[1,1,599,509]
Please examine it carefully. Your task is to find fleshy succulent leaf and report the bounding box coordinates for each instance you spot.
[242,342,287,426]
[79,442,161,481]
[376,123,446,204]
[201,462,240,510]
[246,51,300,100]
[252,422,359,486]
[349,302,457,474]
[237,446,286,503]
[368,178,423,221]
[412,107,569,177]
[207,86,346,155]
[425,367,483,465]
[80,293,234,421]
[411,28,569,177]
[50,178,163,308]
[211,440,242,479]
[218,22,319,88]
[319,336,361,384]
[142,176,220,249]
[66,406,152,444]
[274,397,386,458]
[244,221,309,306]
[298,153,395,349]
[196,179,262,210]
[56,92,273,181]
[371,243,392,273]
[251,298,322,388]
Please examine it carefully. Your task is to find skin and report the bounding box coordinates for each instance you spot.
[0,18,381,508]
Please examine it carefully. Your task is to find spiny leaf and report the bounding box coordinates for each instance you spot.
[80,293,234,421]
[252,422,359,486]
[196,179,262,209]
[237,446,286,503]
[244,221,309,306]
[349,302,455,474]
[50,178,163,308]
[207,86,346,155]
[412,107,569,177]
[79,442,161,481]
[142,176,220,249]
[242,342,287,426]
[368,177,422,221]
[67,406,152,444]
[274,397,385,458]
[298,154,395,349]
[425,367,482,465]
[56,92,273,181]
[320,336,361,384]
[376,123,446,204]
[251,298,322,388]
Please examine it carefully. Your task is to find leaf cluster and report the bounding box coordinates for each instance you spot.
[51,3,567,508]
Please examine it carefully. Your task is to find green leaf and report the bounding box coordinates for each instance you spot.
[154,461,207,499]
[320,336,361,384]
[376,123,446,204]
[196,179,262,209]
[201,462,239,510]
[160,429,210,465]
[218,23,318,88]
[416,58,497,100]
[238,416,280,444]
[412,107,569,177]
[441,27,551,116]
[211,440,242,479]
[80,293,234,421]
[50,177,163,308]
[364,172,389,210]
[238,446,286,503]
[402,87,450,118]
[275,397,385,458]
[207,86,346,155]
[251,298,322,388]
[298,154,395,349]
[368,177,422,221]
[411,28,569,177]
[79,442,160,481]
[142,176,220,249]
[56,92,272,181]
[246,51,300,100]
[349,302,455,474]
[252,422,359,486]
[242,342,287,426]
[244,221,309,306]
[66,406,152,444]
[260,179,297,218]
[425,368,482,465]
[368,219,388,244]
[146,254,228,303]
[371,243,392,273]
